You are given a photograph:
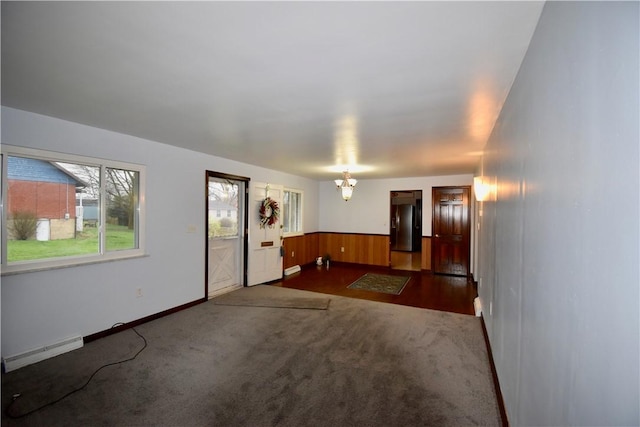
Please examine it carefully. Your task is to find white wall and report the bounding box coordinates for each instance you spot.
[1,106,319,358]
[318,174,472,235]
[477,2,639,425]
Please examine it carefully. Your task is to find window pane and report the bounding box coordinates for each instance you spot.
[105,168,139,251]
[283,191,290,233]
[6,156,100,262]
[283,190,302,234]
[291,192,300,231]
[208,181,239,238]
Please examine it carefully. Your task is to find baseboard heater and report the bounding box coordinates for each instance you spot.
[2,334,83,373]
[284,265,301,276]
[473,297,482,317]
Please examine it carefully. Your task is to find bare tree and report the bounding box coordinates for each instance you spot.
[208,180,238,208]
[57,163,137,229]
[57,163,100,198]
[106,168,137,229]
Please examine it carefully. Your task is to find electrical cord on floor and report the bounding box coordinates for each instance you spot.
[5,322,147,419]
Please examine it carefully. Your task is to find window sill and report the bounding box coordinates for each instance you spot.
[1,252,149,276]
[283,232,304,238]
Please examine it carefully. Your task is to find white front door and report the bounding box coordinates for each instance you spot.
[248,182,283,286]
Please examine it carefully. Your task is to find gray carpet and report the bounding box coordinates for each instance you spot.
[1,285,500,426]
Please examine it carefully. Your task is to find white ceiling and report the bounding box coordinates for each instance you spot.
[1,1,544,181]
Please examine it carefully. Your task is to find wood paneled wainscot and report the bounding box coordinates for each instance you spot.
[422,236,432,271]
[284,232,422,270]
[282,233,320,270]
[319,232,390,267]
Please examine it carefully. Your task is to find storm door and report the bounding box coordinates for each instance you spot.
[206,172,248,298]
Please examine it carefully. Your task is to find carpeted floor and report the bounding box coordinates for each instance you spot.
[1,285,500,426]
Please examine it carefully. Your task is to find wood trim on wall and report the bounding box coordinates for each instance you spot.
[84,298,207,343]
[422,236,432,271]
[282,233,320,269]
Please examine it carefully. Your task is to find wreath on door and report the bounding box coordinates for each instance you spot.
[259,197,280,229]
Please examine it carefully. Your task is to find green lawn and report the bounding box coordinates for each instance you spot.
[7,225,135,262]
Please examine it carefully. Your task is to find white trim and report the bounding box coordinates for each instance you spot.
[1,144,145,170]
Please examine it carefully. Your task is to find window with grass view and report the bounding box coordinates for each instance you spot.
[283,189,303,235]
[2,147,145,271]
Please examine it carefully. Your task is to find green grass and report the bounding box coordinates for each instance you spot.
[7,225,135,262]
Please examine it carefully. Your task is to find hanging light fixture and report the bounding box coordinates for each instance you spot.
[335,171,357,201]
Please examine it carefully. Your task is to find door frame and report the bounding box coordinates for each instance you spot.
[389,190,423,269]
[205,171,250,298]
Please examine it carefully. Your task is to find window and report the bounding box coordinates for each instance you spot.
[1,145,145,273]
[282,189,303,236]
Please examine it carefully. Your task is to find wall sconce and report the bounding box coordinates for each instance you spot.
[335,171,357,201]
[474,176,490,202]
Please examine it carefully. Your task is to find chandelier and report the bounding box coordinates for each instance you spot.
[334,171,357,201]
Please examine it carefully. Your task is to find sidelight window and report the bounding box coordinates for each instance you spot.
[282,188,303,236]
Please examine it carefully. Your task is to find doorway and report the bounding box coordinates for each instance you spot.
[431,186,471,277]
[389,190,422,271]
[206,172,249,298]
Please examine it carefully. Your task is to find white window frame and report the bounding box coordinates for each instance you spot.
[282,188,303,237]
[1,145,146,275]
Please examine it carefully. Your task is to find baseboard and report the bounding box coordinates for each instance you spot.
[286,260,429,273]
[84,297,206,344]
[312,260,387,269]
[480,314,509,427]
[3,334,83,373]
[470,273,479,291]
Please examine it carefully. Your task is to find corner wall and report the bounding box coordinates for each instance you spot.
[477,2,639,425]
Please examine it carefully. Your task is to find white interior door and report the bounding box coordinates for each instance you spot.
[248,182,283,286]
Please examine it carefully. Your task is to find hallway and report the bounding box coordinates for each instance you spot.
[390,250,422,271]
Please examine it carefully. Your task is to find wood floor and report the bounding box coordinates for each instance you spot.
[274,259,477,316]
[390,250,422,271]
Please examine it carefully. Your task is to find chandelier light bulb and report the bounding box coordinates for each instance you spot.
[335,171,357,201]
